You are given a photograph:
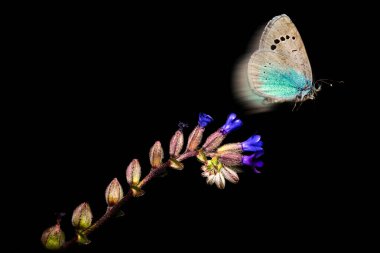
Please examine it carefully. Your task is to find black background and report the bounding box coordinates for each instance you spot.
[12,2,366,252]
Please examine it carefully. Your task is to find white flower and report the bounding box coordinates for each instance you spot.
[201,165,239,189]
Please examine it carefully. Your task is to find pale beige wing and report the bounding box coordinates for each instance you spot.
[248,50,307,102]
[232,54,277,113]
[259,14,312,81]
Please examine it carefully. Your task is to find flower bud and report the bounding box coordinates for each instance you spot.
[221,167,239,184]
[41,224,65,250]
[72,202,93,230]
[220,113,243,135]
[198,113,213,127]
[105,178,124,207]
[186,126,204,151]
[169,130,184,158]
[149,141,164,168]
[241,135,263,152]
[242,151,264,173]
[218,152,243,167]
[215,172,226,189]
[202,130,226,152]
[169,158,184,170]
[126,159,141,186]
[217,143,242,153]
[186,113,213,151]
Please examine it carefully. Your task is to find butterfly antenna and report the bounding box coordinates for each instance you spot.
[315,79,344,88]
[178,122,189,131]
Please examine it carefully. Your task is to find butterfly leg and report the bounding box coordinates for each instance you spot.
[292,101,298,111]
[292,94,303,111]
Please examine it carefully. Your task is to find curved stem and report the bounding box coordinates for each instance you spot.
[138,161,170,188]
[60,151,196,251]
[84,191,133,235]
[177,150,197,162]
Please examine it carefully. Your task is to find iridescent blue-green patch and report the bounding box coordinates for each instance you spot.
[259,66,311,99]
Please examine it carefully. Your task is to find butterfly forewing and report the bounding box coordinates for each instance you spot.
[258,14,312,81]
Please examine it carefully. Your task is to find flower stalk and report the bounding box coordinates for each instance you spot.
[42,112,264,251]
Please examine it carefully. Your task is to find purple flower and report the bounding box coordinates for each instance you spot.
[198,113,213,128]
[242,151,264,173]
[221,113,243,135]
[241,135,263,152]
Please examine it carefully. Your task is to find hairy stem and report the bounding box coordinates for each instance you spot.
[60,151,196,251]
[177,150,197,162]
[138,161,170,188]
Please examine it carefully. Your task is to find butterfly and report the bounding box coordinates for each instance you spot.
[234,14,320,112]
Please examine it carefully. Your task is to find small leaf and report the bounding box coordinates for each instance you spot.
[115,210,125,218]
[211,156,219,166]
[77,232,91,245]
[196,150,207,163]
[159,171,169,178]
[169,158,184,170]
[131,186,145,197]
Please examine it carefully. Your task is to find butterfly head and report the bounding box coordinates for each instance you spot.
[298,79,320,101]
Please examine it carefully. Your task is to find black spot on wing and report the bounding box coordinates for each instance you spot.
[271,35,296,51]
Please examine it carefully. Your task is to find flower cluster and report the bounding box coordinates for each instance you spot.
[194,113,264,189]
[41,112,264,250]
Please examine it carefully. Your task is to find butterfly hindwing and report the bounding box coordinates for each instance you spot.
[248,50,309,101]
[233,55,276,113]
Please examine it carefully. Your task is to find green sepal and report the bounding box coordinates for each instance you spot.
[131,186,145,197]
[115,210,125,218]
[169,158,184,170]
[196,150,207,163]
[76,232,91,245]
[159,171,168,178]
